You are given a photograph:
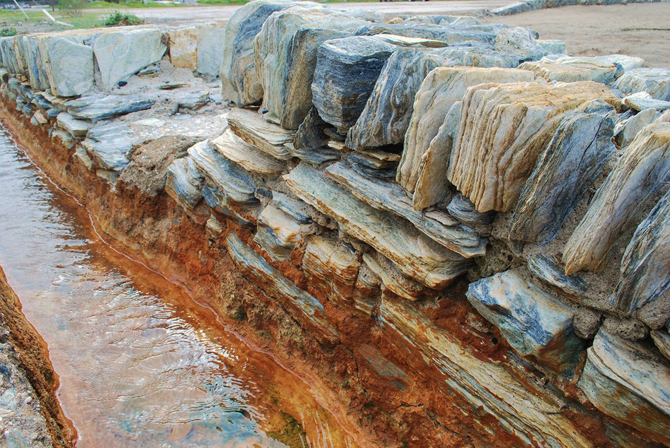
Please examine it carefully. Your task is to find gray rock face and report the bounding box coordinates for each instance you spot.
[578,329,670,445]
[227,108,294,160]
[615,108,659,148]
[651,330,670,361]
[188,140,258,205]
[56,112,91,138]
[613,189,670,329]
[254,5,367,129]
[623,92,670,112]
[311,35,395,132]
[467,269,584,374]
[325,161,486,258]
[356,23,501,46]
[284,164,471,288]
[196,23,226,76]
[346,46,519,151]
[82,122,135,172]
[292,107,328,150]
[226,232,339,344]
[494,27,546,62]
[614,68,670,101]
[510,109,616,243]
[165,156,204,210]
[93,29,166,89]
[64,94,155,121]
[519,56,621,84]
[564,122,670,274]
[210,128,286,177]
[527,254,587,298]
[42,36,94,97]
[220,0,297,106]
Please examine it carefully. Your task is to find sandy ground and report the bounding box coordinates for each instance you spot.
[481,3,670,68]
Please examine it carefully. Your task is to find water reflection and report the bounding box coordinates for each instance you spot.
[0,126,353,448]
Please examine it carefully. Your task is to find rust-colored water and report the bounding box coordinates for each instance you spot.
[0,126,355,448]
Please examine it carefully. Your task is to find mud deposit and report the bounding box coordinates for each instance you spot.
[0,125,355,447]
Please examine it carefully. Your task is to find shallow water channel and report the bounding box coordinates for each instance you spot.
[0,125,355,447]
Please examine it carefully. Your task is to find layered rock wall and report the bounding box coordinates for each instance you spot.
[2,2,670,446]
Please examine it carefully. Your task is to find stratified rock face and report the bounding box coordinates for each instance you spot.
[56,112,91,138]
[210,128,286,176]
[226,232,339,344]
[380,297,594,447]
[188,140,258,205]
[165,156,204,210]
[325,161,487,258]
[614,68,670,101]
[346,47,520,151]
[527,254,587,298]
[196,23,226,76]
[494,27,546,62]
[563,122,670,274]
[311,35,395,132]
[254,5,367,129]
[356,22,501,46]
[519,56,621,84]
[578,329,670,445]
[467,269,584,373]
[510,108,616,243]
[399,67,534,207]
[613,189,670,329]
[220,0,297,106]
[82,122,135,172]
[448,81,619,212]
[64,94,155,121]
[41,37,94,97]
[362,253,427,301]
[226,108,294,160]
[303,235,360,289]
[93,29,166,89]
[284,164,471,288]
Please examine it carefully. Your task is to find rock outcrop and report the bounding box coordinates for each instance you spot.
[614,68,670,101]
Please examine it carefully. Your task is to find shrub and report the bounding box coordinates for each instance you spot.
[58,0,86,16]
[0,27,17,37]
[101,11,144,26]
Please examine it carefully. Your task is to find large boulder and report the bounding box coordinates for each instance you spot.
[494,27,546,62]
[41,36,94,98]
[447,81,619,212]
[253,5,368,129]
[220,0,297,106]
[346,46,519,151]
[168,26,198,70]
[93,29,166,89]
[519,56,621,84]
[398,67,534,209]
[196,22,227,76]
[563,122,670,274]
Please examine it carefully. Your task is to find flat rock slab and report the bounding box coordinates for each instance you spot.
[362,252,427,300]
[257,203,302,248]
[510,107,616,243]
[64,94,155,121]
[56,112,91,138]
[623,92,670,112]
[303,235,360,288]
[519,56,620,84]
[93,29,166,89]
[284,163,471,288]
[527,254,587,298]
[448,81,619,212]
[346,46,519,151]
[325,161,486,258]
[272,191,311,223]
[220,0,298,106]
[399,66,534,208]
[226,232,339,344]
[577,329,670,445]
[614,68,670,101]
[564,122,670,274]
[210,128,286,176]
[613,189,670,329]
[227,108,294,160]
[254,4,368,129]
[467,269,584,373]
[188,140,258,205]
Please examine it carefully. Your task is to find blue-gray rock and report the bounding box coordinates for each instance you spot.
[220,0,297,106]
[292,107,328,150]
[613,68,670,101]
[165,156,204,211]
[467,269,584,374]
[81,122,135,172]
[56,112,91,138]
[564,122,670,274]
[613,189,670,330]
[188,140,258,205]
[272,192,311,224]
[356,23,501,46]
[226,232,339,344]
[201,184,257,227]
[311,35,395,133]
[577,329,670,445]
[527,254,588,298]
[64,94,155,121]
[510,109,616,243]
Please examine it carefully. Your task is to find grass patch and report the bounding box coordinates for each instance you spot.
[101,10,144,26]
[0,26,16,36]
[84,1,183,8]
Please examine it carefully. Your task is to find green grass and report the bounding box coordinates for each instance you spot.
[83,1,183,9]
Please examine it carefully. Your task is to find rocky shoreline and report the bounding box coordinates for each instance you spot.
[0,1,669,446]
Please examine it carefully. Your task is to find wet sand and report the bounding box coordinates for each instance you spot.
[481,3,670,68]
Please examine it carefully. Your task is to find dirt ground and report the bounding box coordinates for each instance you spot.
[481,3,670,68]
